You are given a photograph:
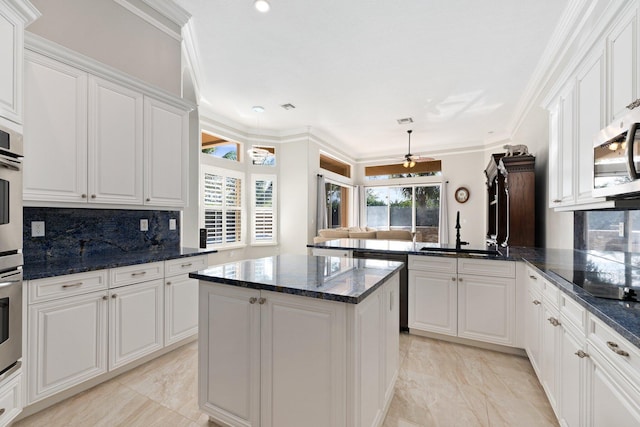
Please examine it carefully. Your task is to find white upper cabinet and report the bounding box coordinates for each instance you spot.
[88,76,143,204]
[0,0,39,124]
[607,3,639,122]
[23,52,88,202]
[23,46,191,208]
[144,97,189,207]
[548,84,575,208]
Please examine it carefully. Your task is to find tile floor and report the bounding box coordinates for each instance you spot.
[14,333,558,427]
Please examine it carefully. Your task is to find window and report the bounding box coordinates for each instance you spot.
[250,145,276,166]
[201,132,240,162]
[202,166,244,247]
[575,210,640,252]
[365,161,442,180]
[252,175,277,244]
[320,153,351,178]
[365,184,441,242]
[326,182,351,228]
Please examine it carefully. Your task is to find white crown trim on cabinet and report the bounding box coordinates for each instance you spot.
[112,0,191,42]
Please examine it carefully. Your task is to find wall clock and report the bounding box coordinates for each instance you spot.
[455,187,470,203]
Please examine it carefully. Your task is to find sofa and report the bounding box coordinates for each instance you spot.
[313,227,413,243]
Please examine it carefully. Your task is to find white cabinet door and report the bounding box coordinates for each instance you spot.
[88,76,143,204]
[558,323,585,427]
[575,48,604,204]
[548,102,562,207]
[587,345,640,427]
[199,284,261,427]
[383,275,399,405]
[164,273,198,346]
[109,280,164,370]
[457,274,515,346]
[27,291,108,404]
[408,270,457,336]
[23,51,88,202]
[608,6,639,121]
[144,97,188,207]
[0,3,26,124]
[525,287,543,376]
[560,86,575,204]
[261,291,346,427]
[540,304,561,413]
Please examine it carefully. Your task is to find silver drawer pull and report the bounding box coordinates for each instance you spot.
[181,263,193,268]
[547,317,560,327]
[552,199,561,203]
[62,282,83,289]
[529,275,537,280]
[532,300,541,305]
[574,350,589,359]
[607,341,630,357]
[131,271,147,277]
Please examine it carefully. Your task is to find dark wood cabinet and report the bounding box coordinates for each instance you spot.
[484,154,535,247]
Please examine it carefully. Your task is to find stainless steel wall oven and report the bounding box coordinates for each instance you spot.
[0,123,23,376]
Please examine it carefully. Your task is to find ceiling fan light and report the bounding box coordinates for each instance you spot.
[410,160,416,168]
[254,0,270,12]
[403,160,409,168]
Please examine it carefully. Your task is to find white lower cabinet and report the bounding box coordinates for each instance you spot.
[27,290,108,403]
[524,269,543,375]
[540,302,560,412]
[0,366,23,427]
[199,273,399,427]
[108,279,163,370]
[408,256,516,346]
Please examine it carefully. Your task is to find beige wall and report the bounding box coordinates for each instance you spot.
[27,0,181,95]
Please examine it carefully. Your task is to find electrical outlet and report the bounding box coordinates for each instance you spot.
[31,221,45,237]
[619,222,625,237]
[169,218,177,230]
[140,219,149,231]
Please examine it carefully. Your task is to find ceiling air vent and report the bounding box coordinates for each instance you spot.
[397,117,413,124]
[281,103,296,110]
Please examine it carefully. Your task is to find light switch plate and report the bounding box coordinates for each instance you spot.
[140,219,149,231]
[31,221,45,237]
[169,218,177,230]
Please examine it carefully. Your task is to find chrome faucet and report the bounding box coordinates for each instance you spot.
[455,211,469,250]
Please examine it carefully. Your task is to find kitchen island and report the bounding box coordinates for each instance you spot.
[190,254,402,427]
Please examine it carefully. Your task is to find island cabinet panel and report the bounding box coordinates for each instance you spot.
[198,271,399,427]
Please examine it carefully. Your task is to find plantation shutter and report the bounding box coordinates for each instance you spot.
[204,172,223,244]
[252,176,276,244]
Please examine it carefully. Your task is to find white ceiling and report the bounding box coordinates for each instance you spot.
[177,0,569,161]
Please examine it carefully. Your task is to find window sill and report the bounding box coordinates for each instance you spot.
[208,243,247,251]
[251,242,279,247]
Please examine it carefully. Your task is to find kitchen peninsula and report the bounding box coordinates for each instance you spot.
[190,254,402,427]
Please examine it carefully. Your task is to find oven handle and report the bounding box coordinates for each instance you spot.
[0,270,22,285]
[627,121,638,180]
[0,154,21,171]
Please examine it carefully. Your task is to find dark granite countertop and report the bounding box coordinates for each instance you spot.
[189,253,403,304]
[309,240,640,349]
[23,246,217,280]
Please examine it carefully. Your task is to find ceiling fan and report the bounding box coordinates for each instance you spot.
[402,130,434,168]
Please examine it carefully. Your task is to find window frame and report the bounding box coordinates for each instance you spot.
[201,165,246,250]
[251,174,278,245]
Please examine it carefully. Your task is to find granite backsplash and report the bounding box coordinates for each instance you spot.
[23,207,180,264]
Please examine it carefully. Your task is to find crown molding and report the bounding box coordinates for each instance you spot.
[4,0,41,23]
[25,32,194,111]
[181,20,202,102]
[141,0,191,27]
[113,0,187,41]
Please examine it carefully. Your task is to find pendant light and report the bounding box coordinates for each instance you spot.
[403,130,416,168]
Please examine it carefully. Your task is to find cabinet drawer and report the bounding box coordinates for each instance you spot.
[408,255,456,274]
[165,255,208,277]
[526,267,544,292]
[457,258,515,278]
[559,293,586,334]
[29,270,108,304]
[0,369,22,426]
[542,279,559,308]
[110,261,164,288]
[588,315,640,386]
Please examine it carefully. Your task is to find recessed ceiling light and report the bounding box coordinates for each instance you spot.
[254,0,270,13]
[397,117,414,124]
[281,103,296,110]
[252,106,265,113]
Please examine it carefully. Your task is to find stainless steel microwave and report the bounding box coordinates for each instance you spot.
[593,109,640,198]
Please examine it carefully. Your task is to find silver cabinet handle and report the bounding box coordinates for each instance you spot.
[102,295,108,300]
[146,198,151,202]
[131,271,147,277]
[451,277,456,281]
[458,277,463,282]
[91,194,96,199]
[529,275,537,280]
[62,282,83,289]
[258,297,266,305]
[607,341,630,357]
[81,194,87,199]
[532,300,541,305]
[547,317,560,327]
[166,281,172,286]
[111,293,117,299]
[574,350,589,359]
[552,199,561,203]
[181,263,193,268]
[249,297,257,304]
